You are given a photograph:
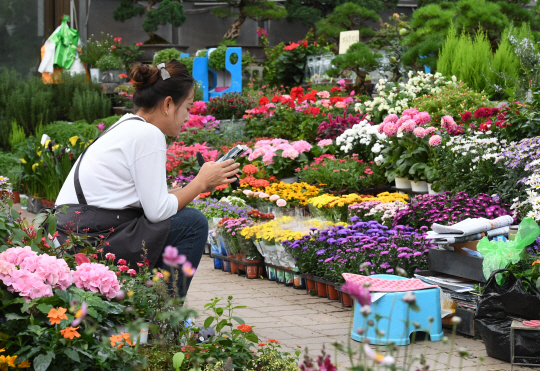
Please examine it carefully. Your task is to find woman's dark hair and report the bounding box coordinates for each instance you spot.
[129,60,195,111]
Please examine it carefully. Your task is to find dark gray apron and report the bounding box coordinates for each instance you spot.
[55,116,171,269]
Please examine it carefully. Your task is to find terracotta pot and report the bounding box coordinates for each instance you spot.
[11,191,20,204]
[327,284,339,300]
[305,274,316,292]
[293,276,303,288]
[341,292,352,307]
[316,281,328,298]
[236,254,245,270]
[230,261,238,274]
[244,259,262,279]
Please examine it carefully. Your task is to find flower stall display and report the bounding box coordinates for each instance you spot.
[316,110,366,141]
[217,217,256,259]
[296,154,386,192]
[166,141,219,182]
[348,200,408,227]
[255,181,322,207]
[181,114,220,133]
[283,220,433,284]
[354,71,457,124]
[335,120,387,161]
[393,192,512,229]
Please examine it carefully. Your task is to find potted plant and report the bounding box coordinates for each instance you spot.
[95,54,124,83]
[79,32,115,82]
[113,84,136,114]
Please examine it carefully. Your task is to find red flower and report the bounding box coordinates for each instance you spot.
[302,40,308,47]
[284,42,300,51]
[74,253,90,266]
[258,96,269,106]
[270,95,282,103]
[461,111,472,122]
[290,86,304,100]
[330,86,341,93]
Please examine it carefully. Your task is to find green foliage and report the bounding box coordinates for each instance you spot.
[91,115,123,131]
[328,42,381,94]
[413,81,491,124]
[0,68,21,114]
[486,29,520,98]
[37,121,99,144]
[51,72,103,120]
[79,32,115,66]
[69,88,112,124]
[196,49,208,57]
[96,54,124,71]
[0,151,19,180]
[6,77,56,137]
[315,3,380,43]
[209,46,228,71]
[8,121,25,150]
[206,93,256,120]
[285,0,398,27]
[438,28,493,94]
[153,47,182,66]
[113,0,186,39]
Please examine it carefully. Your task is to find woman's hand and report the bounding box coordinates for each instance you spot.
[195,159,240,190]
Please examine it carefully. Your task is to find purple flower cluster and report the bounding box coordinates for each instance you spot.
[393,192,511,229]
[283,219,433,283]
[190,198,253,219]
[167,173,196,187]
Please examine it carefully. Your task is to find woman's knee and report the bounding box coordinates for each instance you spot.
[173,207,208,236]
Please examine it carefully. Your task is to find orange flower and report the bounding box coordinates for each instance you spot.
[47,307,68,325]
[533,260,540,266]
[61,326,81,340]
[121,332,133,346]
[215,184,229,191]
[258,342,266,346]
[268,339,280,344]
[237,324,253,333]
[110,334,123,347]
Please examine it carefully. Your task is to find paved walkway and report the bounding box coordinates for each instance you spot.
[187,256,531,371]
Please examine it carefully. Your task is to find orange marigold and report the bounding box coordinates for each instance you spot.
[47,307,68,325]
[268,339,280,344]
[237,324,253,333]
[258,342,266,346]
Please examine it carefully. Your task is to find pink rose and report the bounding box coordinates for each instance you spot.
[270,195,280,201]
[276,199,287,207]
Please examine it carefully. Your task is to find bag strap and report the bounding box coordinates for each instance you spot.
[74,116,145,205]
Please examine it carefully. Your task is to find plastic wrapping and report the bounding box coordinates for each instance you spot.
[477,217,540,280]
[474,269,540,363]
[49,15,79,70]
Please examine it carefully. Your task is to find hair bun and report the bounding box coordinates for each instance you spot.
[129,63,160,90]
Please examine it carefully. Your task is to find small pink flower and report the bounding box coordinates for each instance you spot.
[127,269,137,277]
[413,112,430,125]
[317,139,333,147]
[118,259,127,265]
[429,135,442,146]
[156,272,164,278]
[316,91,330,99]
[383,114,399,124]
[413,127,426,138]
[105,253,115,261]
[97,123,106,132]
[276,199,287,207]
[270,194,280,201]
[383,122,398,137]
[181,261,196,278]
[162,246,187,268]
[282,147,300,159]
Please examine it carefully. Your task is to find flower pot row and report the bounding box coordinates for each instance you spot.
[394,177,442,195]
[301,274,352,308]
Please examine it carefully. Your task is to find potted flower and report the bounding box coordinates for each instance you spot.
[113,84,136,115]
[79,32,115,82]
[95,54,125,83]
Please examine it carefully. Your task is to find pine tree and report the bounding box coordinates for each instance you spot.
[315,3,380,44]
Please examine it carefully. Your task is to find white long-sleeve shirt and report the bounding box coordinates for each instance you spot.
[55,114,178,223]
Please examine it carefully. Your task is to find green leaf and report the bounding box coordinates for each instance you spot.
[215,319,228,333]
[34,351,54,371]
[173,352,185,371]
[215,307,224,316]
[231,316,244,324]
[203,316,214,329]
[87,307,99,320]
[64,348,80,363]
[245,332,259,343]
[5,313,27,320]
[11,208,19,221]
[36,303,53,314]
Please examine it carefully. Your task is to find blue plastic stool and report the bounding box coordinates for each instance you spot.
[351,274,444,345]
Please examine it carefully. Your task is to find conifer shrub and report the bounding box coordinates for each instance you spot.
[69,88,112,123]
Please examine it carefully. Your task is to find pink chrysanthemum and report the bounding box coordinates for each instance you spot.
[428,135,442,146]
[383,114,399,124]
[398,119,416,133]
[441,115,458,133]
[383,122,398,137]
[413,127,427,138]
[396,115,413,128]
[402,108,419,117]
[413,112,431,126]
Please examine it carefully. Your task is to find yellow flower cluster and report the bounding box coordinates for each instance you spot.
[255,182,321,206]
[309,192,408,209]
[0,349,30,369]
[241,217,346,242]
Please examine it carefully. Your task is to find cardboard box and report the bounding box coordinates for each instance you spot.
[451,240,480,254]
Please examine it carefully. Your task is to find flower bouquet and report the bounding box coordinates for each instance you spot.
[247,138,312,179]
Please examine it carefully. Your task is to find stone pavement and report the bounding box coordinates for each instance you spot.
[187,256,533,371]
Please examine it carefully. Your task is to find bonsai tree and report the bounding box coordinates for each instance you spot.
[285,0,398,27]
[315,2,380,45]
[211,0,287,41]
[112,0,186,43]
[328,42,381,94]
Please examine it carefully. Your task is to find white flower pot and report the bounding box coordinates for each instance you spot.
[90,68,100,82]
[428,183,442,195]
[395,177,411,189]
[280,176,298,184]
[411,180,428,193]
[19,194,28,210]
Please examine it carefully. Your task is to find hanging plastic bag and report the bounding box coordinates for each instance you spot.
[474,269,540,363]
[477,217,540,281]
[50,15,80,70]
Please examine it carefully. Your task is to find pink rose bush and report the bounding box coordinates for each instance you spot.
[0,246,120,301]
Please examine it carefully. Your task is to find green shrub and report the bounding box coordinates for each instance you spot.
[37,120,99,144]
[91,115,122,130]
[0,68,21,114]
[6,77,56,136]
[0,151,20,181]
[413,81,491,123]
[95,54,123,70]
[206,93,256,120]
[437,28,493,95]
[208,46,227,71]
[51,72,102,120]
[0,120,10,151]
[486,28,519,98]
[153,48,182,66]
[8,121,25,150]
[69,88,112,123]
